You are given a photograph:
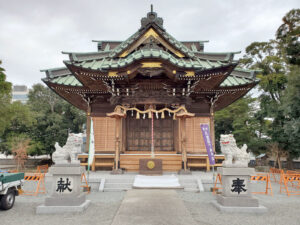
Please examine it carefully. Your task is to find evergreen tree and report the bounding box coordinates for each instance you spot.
[0,60,12,136]
[282,66,300,160]
[27,84,85,156]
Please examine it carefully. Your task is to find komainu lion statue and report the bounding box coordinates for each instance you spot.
[220,134,250,168]
[52,133,83,164]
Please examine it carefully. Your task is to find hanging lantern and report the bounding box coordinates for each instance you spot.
[161,111,165,119]
[148,111,152,119]
[136,112,140,119]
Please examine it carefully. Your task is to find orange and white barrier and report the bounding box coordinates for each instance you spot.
[251,174,273,196]
[36,165,49,174]
[280,173,300,196]
[81,173,90,193]
[22,173,46,196]
[212,174,222,194]
[269,168,284,183]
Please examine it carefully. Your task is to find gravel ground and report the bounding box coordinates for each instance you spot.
[1,180,299,225]
[0,192,125,225]
[178,182,300,225]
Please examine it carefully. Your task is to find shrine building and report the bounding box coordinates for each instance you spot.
[42,8,258,172]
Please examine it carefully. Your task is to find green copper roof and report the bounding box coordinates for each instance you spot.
[220,75,256,87]
[47,72,255,88]
[51,75,82,86]
[42,8,258,91]
[67,48,229,71]
[107,27,196,58]
[159,31,195,57]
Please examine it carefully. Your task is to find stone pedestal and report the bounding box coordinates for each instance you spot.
[139,159,162,175]
[36,164,90,214]
[211,167,267,213]
[178,169,192,175]
[111,169,124,175]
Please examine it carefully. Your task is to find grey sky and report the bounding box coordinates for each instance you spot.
[0,0,299,87]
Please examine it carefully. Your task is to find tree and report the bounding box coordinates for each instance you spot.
[27,84,85,156]
[0,60,12,136]
[0,60,11,96]
[282,66,300,161]
[238,9,300,168]
[0,102,36,154]
[214,96,264,153]
[28,84,62,113]
[0,61,41,156]
[276,9,300,65]
[9,134,29,171]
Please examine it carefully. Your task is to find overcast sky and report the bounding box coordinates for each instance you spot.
[0,0,299,87]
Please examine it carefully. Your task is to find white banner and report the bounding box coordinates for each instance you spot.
[88,118,95,167]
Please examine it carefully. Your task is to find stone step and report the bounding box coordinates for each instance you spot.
[105,183,133,189]
[104,187,132,192]
[105,179,134,184]
[180,183,198,189]
[179,179,197,184]
[184,188,199,192]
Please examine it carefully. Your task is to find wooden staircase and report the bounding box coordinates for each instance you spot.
[120,151,182,172]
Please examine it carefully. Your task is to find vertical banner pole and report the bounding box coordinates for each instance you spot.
[85,102,91,184]
[200,124,216,187]
[151,111,155,158]
[87,118,95,184]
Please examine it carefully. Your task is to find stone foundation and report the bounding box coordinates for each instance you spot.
[212,167,267,213]
[36,164,90,214]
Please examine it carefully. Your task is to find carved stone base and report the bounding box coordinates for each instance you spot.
[36,200,90,214]
[211,200,267,213]
[213,167,267,213]
[36,164,89,214]
[216,195,259,207]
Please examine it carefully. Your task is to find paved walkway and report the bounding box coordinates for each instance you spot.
[111,189,198,225]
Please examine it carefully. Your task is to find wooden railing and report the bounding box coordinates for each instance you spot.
[187,154,224,172]
[78,153,224,172]
[78,154,115,171]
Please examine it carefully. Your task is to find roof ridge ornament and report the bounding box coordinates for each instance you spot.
[141,4,164,30]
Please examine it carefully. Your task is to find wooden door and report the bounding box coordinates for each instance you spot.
[126,117,174,151]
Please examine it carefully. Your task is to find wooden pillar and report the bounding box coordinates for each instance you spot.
[181,117,187,171]
[178,119,182,154]
[209,104,215,171]
[114,117,121,170]
[107,109,126,172]
[176,109,195,172]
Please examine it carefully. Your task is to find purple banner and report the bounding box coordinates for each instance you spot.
[200,124,215,165]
